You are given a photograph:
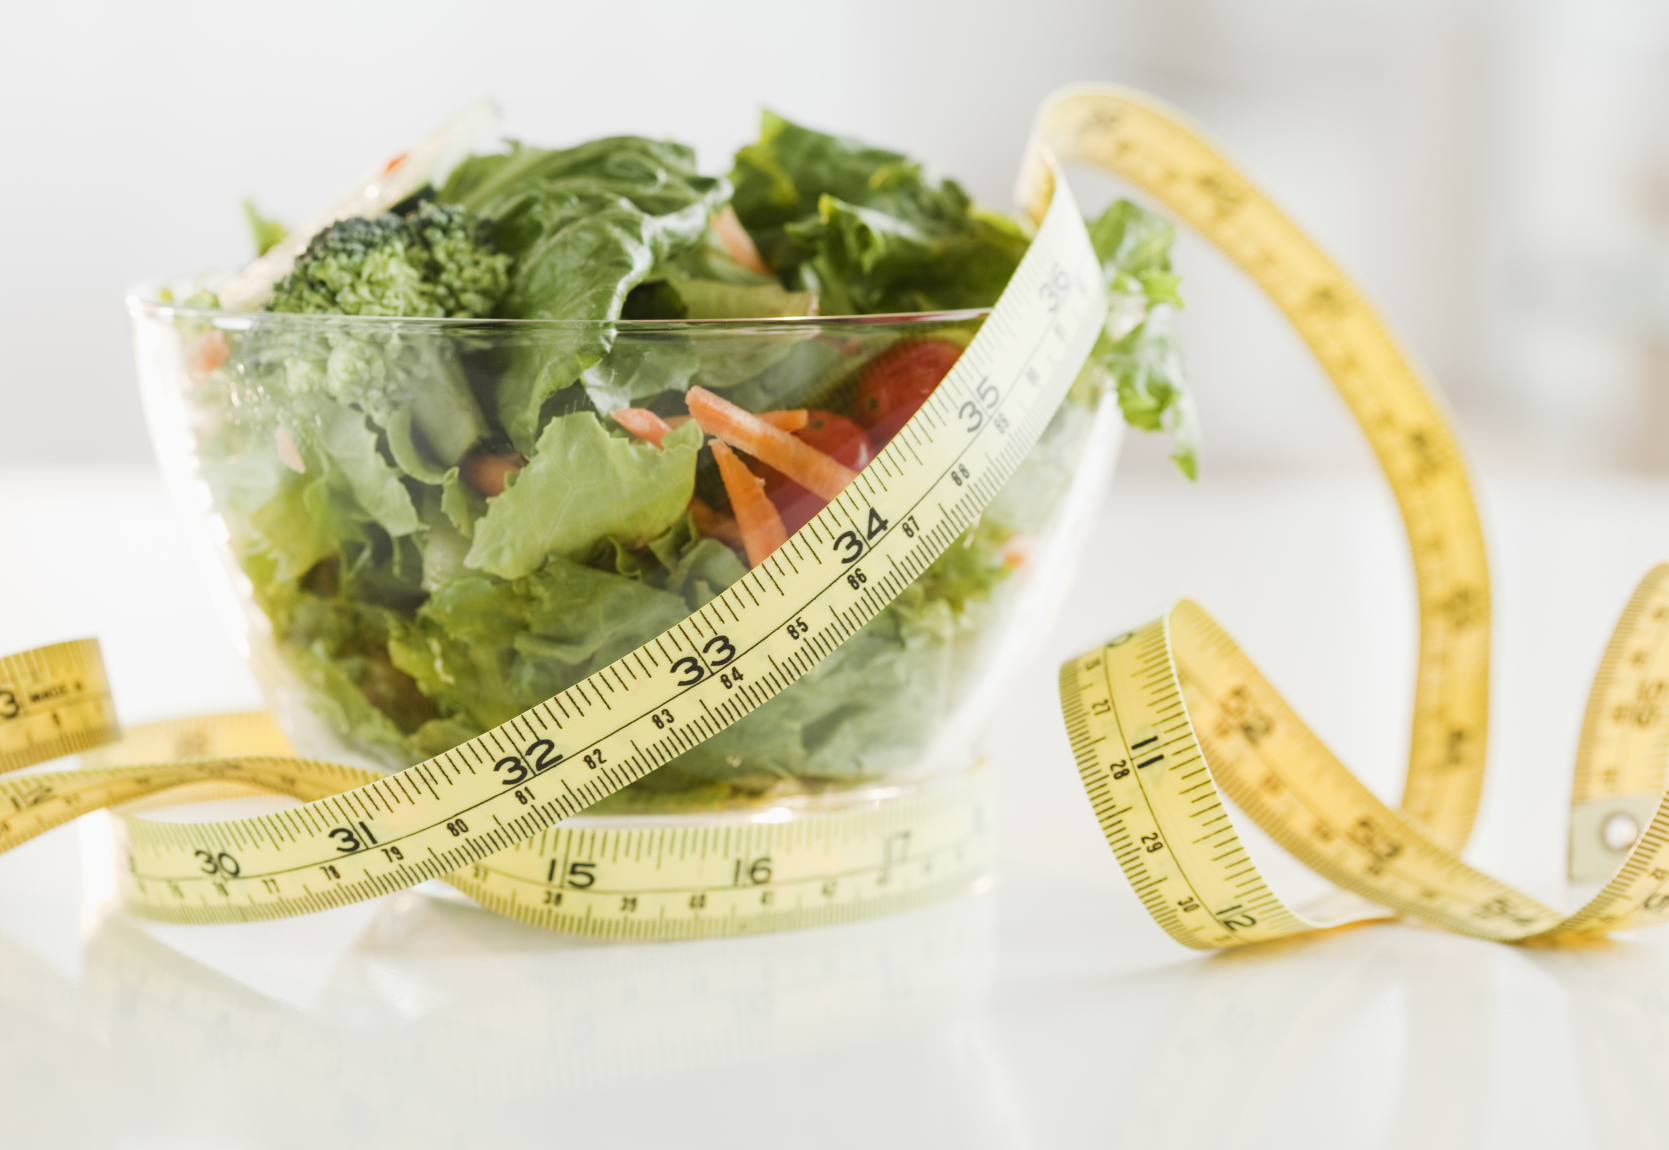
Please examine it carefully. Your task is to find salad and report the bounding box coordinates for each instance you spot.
[167,112,1194,812]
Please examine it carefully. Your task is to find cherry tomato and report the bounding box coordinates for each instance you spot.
[852,338,963,449]
[796,410,872,471]
[757,410,872,534]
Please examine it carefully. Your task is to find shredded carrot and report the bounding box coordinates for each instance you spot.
[757,409,809,432]
[689,496,744,549]
[710,206,771,277]
[686,387,857,502]
[709,440,787,566]
[610,407,674,448]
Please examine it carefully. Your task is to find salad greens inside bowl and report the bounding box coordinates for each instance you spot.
[130,110,1194,816]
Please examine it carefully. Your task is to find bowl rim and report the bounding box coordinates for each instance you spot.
[125,290,993,333]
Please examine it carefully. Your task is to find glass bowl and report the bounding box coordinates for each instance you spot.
[128,298,1122,823]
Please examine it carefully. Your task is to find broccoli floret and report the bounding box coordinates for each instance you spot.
[410,202,512,317]
[270,201,510,319]
[249,200,511,469]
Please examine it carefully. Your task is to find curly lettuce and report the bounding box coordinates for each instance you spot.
[731,111,1029,314]
[439,137,730,449]
[1086,199,1199,478]
[465,414,702,579]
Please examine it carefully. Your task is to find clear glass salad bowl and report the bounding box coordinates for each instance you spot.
[128,298,1123,823]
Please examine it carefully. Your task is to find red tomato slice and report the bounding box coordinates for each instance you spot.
[797,410,873,470]
[852,339,964,450]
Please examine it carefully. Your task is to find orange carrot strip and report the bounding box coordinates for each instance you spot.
[709,440,787,567]
[610,407,673,448]
[686,387,856,502]
[758,409,809,432]
[710,206,771,277]
[689,496,744,549]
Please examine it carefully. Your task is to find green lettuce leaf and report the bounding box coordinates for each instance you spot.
[439,467,484,537]
[633,512,748,606]
[288,395,421,538]
[242,199,289,257]
[416,489,473,593]
[577,335,701,415]
[730,112,1027,314]
[441,138,730,449]
[663,277,818,319]
[384,408,451,485]
[733,112,953,238]
[1085,199,1199,479]
[389,558,696,730]
[1098,308,1198,479]
[247,472,341,583]
[655,228,782,286]
[280,595,443,765]
[1086,199,1184,308]
[785,195,1027,314]
[232,319,490,472]
[464,414,701,578]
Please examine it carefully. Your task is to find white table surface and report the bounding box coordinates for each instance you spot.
[5,463,1669,1149]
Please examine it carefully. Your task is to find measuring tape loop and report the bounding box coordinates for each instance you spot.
[1026,86,1493,855]
[1042,87,1669,949]
[1061,577,1669,947]
[2,86,1666,949]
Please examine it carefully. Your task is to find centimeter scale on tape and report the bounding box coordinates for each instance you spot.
[2,85,1668,948]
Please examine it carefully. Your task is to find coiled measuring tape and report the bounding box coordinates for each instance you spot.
[1035,87,1669,947]
[2,85,1665,949]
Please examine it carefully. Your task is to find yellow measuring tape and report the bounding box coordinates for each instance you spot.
[1037,87,1669,947]
[2,86,1665,948]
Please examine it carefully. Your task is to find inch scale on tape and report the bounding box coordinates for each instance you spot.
[4,85,1669,949]
[0,638,117,773]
